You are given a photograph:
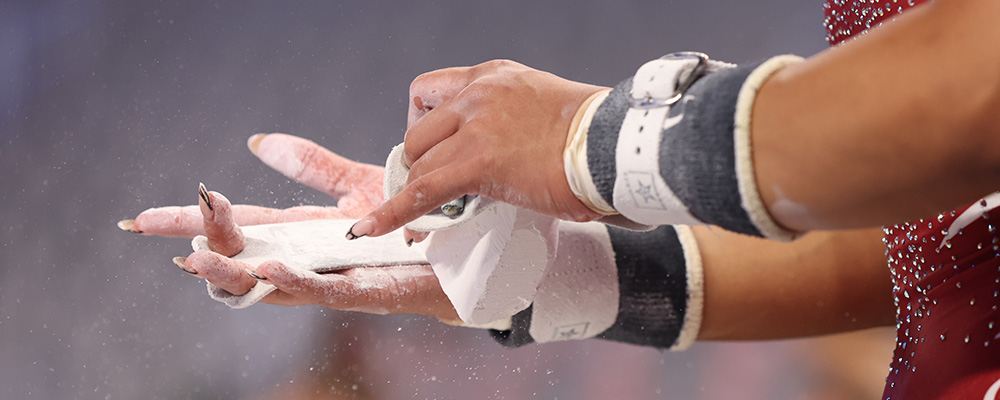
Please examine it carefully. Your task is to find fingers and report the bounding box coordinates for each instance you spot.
[249,133,384,214]
[179,250,258,296]
[347,161,475,238]
[251,262,457,320]
[123,205,203,238]
[407,66,474,129]
[352,123,484,239]
[122,204,355,238]
[402,107,463,167]
[251,260,376,311]
[402,229,430,246]
[199,183,246,257]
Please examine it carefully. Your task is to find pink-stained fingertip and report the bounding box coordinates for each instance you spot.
[173,256,197,275]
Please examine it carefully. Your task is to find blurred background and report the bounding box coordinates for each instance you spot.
[0,0,895,398]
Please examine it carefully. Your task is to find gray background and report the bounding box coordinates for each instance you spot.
[1,1,889,399]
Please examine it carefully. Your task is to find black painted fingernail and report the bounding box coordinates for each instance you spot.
[117,219,143,234]
[245,268,267,280]
[406,238,414,247]
[345,224,366,240]
[346,217,374,240]
[198,182,213,211]
[173,256,197,275]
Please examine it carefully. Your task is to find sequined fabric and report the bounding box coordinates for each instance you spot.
[823,1,1000,398]
[883,200,1000,399]
[823,0,929,45]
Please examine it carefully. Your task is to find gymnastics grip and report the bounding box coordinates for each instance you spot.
[568,52,804,240]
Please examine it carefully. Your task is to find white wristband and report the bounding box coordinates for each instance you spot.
[564,89,616,215]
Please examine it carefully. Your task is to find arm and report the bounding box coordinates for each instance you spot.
[129,134,892,343]
[495,225,893,348]
[355,0,1000,238]
[753,0,1000,231]
[695,226,893,340]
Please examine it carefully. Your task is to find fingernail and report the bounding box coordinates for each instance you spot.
[247,133,267,156]
[413,230,430,244]
[173,257,197,275]
[117,219,143,234]
[198,182,214,212]
[245,268,267,280]
[346,217,374,240]
[406,238,414,247]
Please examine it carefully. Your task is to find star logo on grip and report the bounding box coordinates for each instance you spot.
[635,181,656,203]
[624,171,666,210]
[553,323,589,341]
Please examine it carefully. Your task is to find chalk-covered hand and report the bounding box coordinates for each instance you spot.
[120,133,458,321]
[348,60,607,239]
[120,133,383,238]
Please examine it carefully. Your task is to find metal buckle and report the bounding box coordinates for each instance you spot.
[628,51,709,109]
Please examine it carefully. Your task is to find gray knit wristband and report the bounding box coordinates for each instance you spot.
[588,54,803,240]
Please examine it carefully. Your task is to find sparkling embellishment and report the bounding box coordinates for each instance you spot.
[823,0,926,45]
[834,2,1000,395]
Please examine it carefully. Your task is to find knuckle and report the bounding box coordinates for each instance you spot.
[473,59,507,73]
[187,250,218,267]
[257,260,284,277]
[409,72,433,93]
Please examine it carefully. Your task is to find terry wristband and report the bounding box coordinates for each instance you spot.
[491,224,704,350]
[582,52,803,240]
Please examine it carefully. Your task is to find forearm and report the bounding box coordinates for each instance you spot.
[494,223,894,348]
[754,0,1000,231]
[695,226,894,341]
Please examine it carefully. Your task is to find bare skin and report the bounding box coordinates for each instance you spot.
[353,0,1000,238]
[124,133,894,340]
[125,133,459,322]
[753,0,1000,231]
[345,60,604,239]
[181,187,458,320]
[694,226,893,340]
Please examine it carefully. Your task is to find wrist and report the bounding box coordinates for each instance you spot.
[564,88,617,215]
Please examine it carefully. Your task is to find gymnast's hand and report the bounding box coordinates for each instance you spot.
[119,133,459,321]
[347,60,607,239]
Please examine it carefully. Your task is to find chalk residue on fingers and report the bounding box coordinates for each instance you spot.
[187,250,257,296]
[250,133,384,214]
[260,261,438,316]
[128,204,357,239]
[199,183,246,257]
[130,206,204,238]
